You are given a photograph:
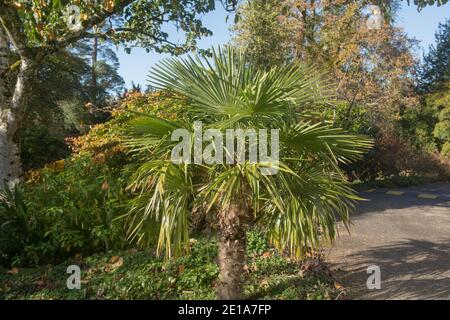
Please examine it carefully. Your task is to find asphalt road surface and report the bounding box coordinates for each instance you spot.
[326,182,450,300]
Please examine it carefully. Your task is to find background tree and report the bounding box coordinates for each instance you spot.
[72,38,125,108]
[408,0,448,10]
[417,20,449,93]
[402,20,450,157]
[1,34,125,171]
[0,0,224,188]
[231,0,297,69]
[232,0,426,179]
[233,0,419,124]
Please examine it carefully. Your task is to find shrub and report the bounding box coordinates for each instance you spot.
[0,155,135,267]
[0,92,185,267]
[441,141,450,157]
[20,127,71,171]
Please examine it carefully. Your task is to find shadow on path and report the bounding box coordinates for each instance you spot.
[331,239,450,299]
[356,192,450,216]
[328,183,450,299]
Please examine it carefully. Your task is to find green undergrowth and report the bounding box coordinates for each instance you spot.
[0,236,344,300]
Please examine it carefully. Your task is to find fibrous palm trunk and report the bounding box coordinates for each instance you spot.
[217,198,249,300]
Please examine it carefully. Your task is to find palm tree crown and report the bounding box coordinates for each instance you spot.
[122,47,372,299]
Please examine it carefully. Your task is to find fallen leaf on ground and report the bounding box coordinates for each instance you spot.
[7,267,20,275]
[111,257,124,269]
[110,256,121,264]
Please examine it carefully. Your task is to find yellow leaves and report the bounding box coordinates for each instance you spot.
[34,9,43,20]
[334,282,343,289]
[46,160,65,172]
[27,169,43,184]
[260,279,269,288]
[103,0,116,13]
[25,158,69,183]
[111,108,122,117]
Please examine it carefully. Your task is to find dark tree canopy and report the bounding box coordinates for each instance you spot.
[418,20,450,92]
[407,0,448,10]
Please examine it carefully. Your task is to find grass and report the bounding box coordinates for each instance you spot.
[0,235,344,300]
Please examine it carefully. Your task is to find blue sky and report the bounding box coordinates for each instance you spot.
[117,2,449,88]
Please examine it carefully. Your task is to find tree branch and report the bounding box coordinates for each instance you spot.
[0,1,35,60]
[54,0,135,48]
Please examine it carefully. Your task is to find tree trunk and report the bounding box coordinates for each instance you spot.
[0,58,35,188]
[0,25,13,189]
[217,198,249,300]
[0,26,8,104]
[91,36,98,104]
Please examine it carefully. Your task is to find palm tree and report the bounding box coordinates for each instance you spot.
[122,47,372,299]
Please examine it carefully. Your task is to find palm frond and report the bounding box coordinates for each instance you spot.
[283,122,374,164]
[148,47,334,124]
[125,161,193,258]
[122,46,374,260]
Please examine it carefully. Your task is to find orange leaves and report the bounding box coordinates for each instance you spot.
[101,181,110,191]
[104,255,124,272]
[7,267,20,275]
[23,92,185,186]
[12,2,24,10]
[103,0,116,13]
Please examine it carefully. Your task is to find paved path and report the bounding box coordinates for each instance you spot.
[326,182,450,300]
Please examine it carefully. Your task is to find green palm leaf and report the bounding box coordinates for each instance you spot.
[122,47,373,292]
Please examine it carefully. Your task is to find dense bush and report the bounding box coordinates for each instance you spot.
[331,101,450,182]
[0,92,186,267]
[442,142,450,157]
[20,127,71,171]
[0,155,134,267]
